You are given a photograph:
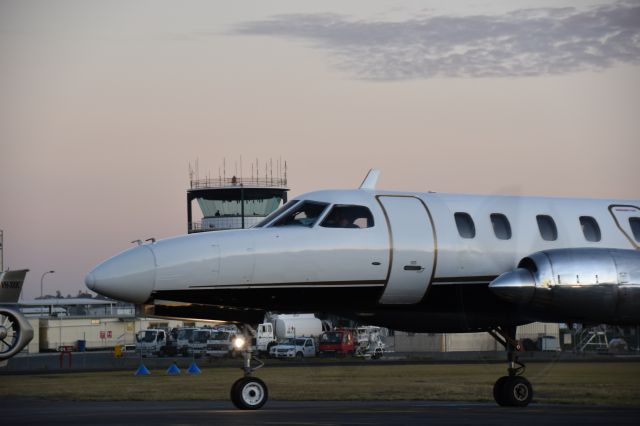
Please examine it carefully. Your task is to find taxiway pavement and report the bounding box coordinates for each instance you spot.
[1,399,638,426]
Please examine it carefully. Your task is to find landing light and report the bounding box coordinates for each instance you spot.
[234,336,246,349]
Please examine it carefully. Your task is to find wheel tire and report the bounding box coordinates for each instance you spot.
[493,376,510,406]
[230,377,268,410]
[502,376,533,407]
[296,352,303,359]
[230,378,243,408]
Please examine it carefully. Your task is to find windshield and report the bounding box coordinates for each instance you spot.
[136,330,157,343]
[212,331,230,340]
[320,332,341,344]
[177,329,197,341]
[254,200,299,228]
[282,338,306,346]
[272,201,329,228]
[193,330,210,343]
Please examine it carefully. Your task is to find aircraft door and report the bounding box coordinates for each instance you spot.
[377,196,436,304]
[609,205,640,249]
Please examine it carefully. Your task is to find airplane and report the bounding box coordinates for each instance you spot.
[85,169,640,409]
[0,269,34,365]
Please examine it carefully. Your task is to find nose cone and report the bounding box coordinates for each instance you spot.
[489,268,536,305]
[85,246,156,303]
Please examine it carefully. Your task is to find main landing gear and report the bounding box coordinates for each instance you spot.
[230,326,268,410]
[488,326,533,407]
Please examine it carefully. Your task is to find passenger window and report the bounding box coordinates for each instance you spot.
[321,205,374,229]
[490,213,512,240]
[580,216,601,242]
[272,201,329,227]
[630,217,640,243]
[536,215,558,241]
[454,212,476,239]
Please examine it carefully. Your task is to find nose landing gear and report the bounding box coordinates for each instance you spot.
[489,326,533,407]
[230,325,268,410]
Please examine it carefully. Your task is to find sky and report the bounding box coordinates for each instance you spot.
[0,0,638,299]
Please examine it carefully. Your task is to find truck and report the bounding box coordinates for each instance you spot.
[176,327,200,356]
[318,328,355,356]
[206,328,242,358]
[255,314,326,355]
[135,328,178,357]
[269,337,316,359]
[188,328,214,358]
[354,326,386,359]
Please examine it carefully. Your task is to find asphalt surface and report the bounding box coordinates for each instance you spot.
[1,399,638,425]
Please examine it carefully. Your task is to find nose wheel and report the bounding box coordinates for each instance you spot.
[489,326,534,407]
[230,325,268,410]
[231,376,268,410]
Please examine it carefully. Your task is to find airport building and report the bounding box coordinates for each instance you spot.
[19,298,215,353]
[389,323,561,353]
[186,162,289,233]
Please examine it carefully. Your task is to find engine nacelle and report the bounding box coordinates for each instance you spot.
[0,307,34,360]
[489,248,640,324]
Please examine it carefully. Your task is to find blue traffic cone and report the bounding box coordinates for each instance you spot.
[166,362,181,375]
[187,361,201,375]
[135,363,150,376]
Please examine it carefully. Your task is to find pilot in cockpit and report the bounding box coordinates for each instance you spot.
[323,208,359,228]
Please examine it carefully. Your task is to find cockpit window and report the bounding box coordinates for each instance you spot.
[254,200,299,228]
[271,201,329,227]
[321,205,374,229]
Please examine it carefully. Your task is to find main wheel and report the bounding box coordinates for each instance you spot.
[503,376,533,407]
[493,376,510,406]
[230,377,268,410]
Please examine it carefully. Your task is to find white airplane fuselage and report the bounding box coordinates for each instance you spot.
[86,187,640,332]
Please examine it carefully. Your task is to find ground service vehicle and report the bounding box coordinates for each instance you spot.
[355,326,385,359]
[188,328,213,358]
[135,329,178,357]
[255,314,324,355]
[319,328,355,356]
[206,329,241,358]
[254,322,277,354]
[270,337,316,358]
[176,327,199,356]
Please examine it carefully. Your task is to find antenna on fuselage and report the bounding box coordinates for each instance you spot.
[359,169,380,190]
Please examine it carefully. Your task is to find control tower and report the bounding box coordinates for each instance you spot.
[187,164,289,233]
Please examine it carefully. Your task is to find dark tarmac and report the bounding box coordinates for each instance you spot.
[2,399,638,425]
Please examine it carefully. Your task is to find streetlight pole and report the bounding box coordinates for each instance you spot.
[40,270,55,298]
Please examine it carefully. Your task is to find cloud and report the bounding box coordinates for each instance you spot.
[235,2,640,80]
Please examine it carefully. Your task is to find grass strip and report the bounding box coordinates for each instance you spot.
[1,362,638,406]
